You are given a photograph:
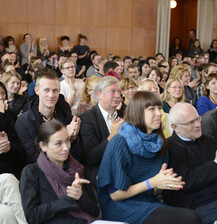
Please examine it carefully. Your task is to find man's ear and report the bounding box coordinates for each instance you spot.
[171,123,176,131]
[96,90,102,100]
[35,86,39,95]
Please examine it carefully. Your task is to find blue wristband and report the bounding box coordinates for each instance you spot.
[146,179,152,190]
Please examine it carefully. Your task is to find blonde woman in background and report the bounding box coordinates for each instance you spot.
[138,78,172,137]
[1,71,27,116]
[170,64,197,106]
[37,38,51,66]
[76,75,100,116]
[162,77,186,113]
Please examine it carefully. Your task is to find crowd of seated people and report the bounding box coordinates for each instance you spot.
[0,30,216,224]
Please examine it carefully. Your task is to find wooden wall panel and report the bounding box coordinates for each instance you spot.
[55,25,81,48]
[27,24,55,51]
[0,24,27,45]
[0,0,27,24]
[81,26,106,55]
[55,0,81,25]
[107,0,132,27]
[131,27,156,57]
[28,0,55,24]
[133,0,157,28]
[0,0,165,58]
[106,27,131,56]
[81,0,107,26]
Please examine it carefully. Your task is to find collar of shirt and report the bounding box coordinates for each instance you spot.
[176,133,195,141]
[98,104,118,133]
[39,111,57,122]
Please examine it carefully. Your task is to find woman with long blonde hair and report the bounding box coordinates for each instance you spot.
[76,75,100,116]
[162,77,186,113]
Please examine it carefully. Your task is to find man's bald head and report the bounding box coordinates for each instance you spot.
[169,102,202,140]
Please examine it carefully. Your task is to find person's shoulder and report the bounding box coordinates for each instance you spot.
[198,96,209,101]
[79,105,98,119]
[203,108,217,118]
[21,163,39,178]
[105,135,129,156]
[167,132,180,145]
[200,134,217,144]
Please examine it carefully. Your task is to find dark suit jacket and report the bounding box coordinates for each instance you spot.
[165,132,217,208]
[201,108,217,140]
[79,104,123,185]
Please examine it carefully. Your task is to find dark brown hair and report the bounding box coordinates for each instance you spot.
[37,119,65,146]
[124,91,167,155]
[203,72,217,97]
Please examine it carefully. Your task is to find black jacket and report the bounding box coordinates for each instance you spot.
[20,163,99,224]
[0,110,26,179]
[15,95,83,164]
[79,104,123,185]
[165,132,217,208]
[201,108,217,140]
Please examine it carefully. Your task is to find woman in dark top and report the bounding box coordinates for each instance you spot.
[1,70,27,116]
[169,37,185,57]
[74,34,90,66]
[208,39,217,62]
[97,91,201,224]
[0,82,25,179]
[170,64,197,106]
[57,36,73,56]
[189,39,204,57]
[20,119,99,224]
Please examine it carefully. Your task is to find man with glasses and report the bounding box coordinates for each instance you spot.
[80,76,124,186]
[165,102,217,224]
[60,58,84,116]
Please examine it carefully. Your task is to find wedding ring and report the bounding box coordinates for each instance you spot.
[76,188,80,192]
[168,184,173,188]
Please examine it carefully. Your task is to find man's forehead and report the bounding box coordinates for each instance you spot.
[39,78,60,87]
[104,82,120,89]
[177,108,198,122]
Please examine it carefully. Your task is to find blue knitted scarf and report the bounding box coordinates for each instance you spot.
[119,122,163,158]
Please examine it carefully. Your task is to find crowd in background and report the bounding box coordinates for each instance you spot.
[0,29,217,224]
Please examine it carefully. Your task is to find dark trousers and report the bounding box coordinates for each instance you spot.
[195,200,217,224]
[142,207,202,224]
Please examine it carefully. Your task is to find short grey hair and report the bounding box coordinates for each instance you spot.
[94,76,119,102]
[169,102,192,124]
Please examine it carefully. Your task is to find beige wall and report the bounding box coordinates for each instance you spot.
[0,0,157,58]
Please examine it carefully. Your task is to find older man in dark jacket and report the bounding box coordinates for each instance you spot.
[166,102,217,224]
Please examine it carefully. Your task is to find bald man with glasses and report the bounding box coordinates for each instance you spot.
[165,102,217,224]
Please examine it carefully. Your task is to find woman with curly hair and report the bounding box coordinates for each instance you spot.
[170,64,197,106]
[162,77,186,113]
[76,75,100,116]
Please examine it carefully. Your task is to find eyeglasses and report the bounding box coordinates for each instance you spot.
[63,66,75,70]
[106,90,121,95]
[175,116,202,126]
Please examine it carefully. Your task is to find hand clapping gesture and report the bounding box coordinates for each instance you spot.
[0,100,8,113]
[67,116,81,141]
[152,163,185,191]
[0,131,10,154]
